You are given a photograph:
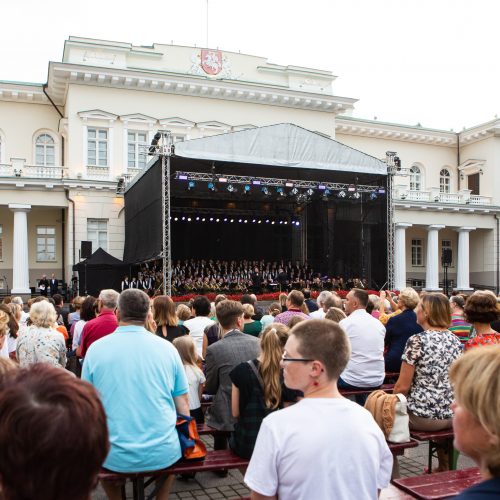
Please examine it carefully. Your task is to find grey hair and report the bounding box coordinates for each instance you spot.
[11,297,23,306]
[316,291,333,307]
[98,289,120,309]
[29,300,57,328]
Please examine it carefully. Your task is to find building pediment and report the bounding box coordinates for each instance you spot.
[77,109,118,123]
[158,117,195,129]
[119,113,157,125]
[197,121,231,132]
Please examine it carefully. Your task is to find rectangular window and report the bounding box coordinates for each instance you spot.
[411,239,423,267]
[87,219,108,252]
[127,131,148,170]
[172,134,185,143]
[37,226,56,261]
[87,128,108,167]
[441,240,453,265]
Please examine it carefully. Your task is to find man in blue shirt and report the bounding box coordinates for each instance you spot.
[83,288,189,500]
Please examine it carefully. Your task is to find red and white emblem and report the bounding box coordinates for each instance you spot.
[201,49,223,75]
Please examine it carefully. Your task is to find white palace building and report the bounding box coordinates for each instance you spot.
[0,36,498,295]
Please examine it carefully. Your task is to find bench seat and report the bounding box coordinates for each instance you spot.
[410,429,456,473]
[197,423,231,436]
[388,439,419,456]
[340,383,395,397]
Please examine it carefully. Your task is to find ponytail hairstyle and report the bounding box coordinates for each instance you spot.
[259,323,290,410]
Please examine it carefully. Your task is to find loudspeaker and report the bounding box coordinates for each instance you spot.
[81,241,92,259]
[441,248,452,265]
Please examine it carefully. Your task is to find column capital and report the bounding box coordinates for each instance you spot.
[8,203,31,212]
[395,222,413,228]
[427,224,445,231]
[456,226,476,233]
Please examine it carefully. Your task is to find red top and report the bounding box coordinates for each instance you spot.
[464,332,500,351]
[80,309,118,357]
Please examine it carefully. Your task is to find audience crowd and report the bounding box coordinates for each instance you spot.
[0,284,499,499]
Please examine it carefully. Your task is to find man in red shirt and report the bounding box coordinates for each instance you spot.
[77,289,119,358]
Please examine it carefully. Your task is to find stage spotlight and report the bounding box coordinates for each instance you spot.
[252,219,256,223]
[223,218,228,222]
[370,191,378,200]
[208,182,216,192]
[178,175,188,180]
[195,216,200,221]
[290,187,299,196]
[306,188,314,197]
[201,217,206,222]
[265,219,270,223]
[238,218,243,223]
[318,184,326,190]
[284,221,288,225]
[338,190,346,198]
[261,187,270,196]
[257,220,262,224]
[244,219,248,223]
[227,184,237,193]
[276,187,285,197]
[188,181,195,191]
[174,217,178,221]
[348,185,356,192]
[296,221,301,226]
[271,221,275,225]
[252,180,261,185]
[279,220,283,224]
[209,217,214,221]
[216,218,220,222]
[352,192,361,200]
[244,185,251,194]
[378,187,386,194]
[230,219,234,223]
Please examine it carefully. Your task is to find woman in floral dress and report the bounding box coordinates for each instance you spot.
[463,291,500,350]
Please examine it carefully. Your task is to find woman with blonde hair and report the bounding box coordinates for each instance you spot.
[450,346,500,498]
[176,304,191,325]
[0,310,10,359]
[242,303,262,337]
[260,302,281,330]
[229,323,300,459]
[325,306,347,323]
[153,295,189,343]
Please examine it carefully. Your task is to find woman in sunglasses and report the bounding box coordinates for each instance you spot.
[244,319,392,500]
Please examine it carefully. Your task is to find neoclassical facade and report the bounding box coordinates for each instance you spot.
[0,36,498,293]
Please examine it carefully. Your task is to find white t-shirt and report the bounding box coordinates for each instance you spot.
[245,398,392,500]
[72,320,86,350]
[339,309,386,387]
[183,316,214,357]
[309,309,326,319]
[185,364,206,410]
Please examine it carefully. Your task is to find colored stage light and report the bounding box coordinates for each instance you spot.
[318,184,326,190]
[244,185,251,193]
[208,182,216,191]
[370,192,378,200]
[223,218,228,222]
[285,182,294,187]
[195,216,200,221]
[261,187,270,196]
[252,180,261,185]
[227,184,236,193]
[265,219,270,223]
[378,187,386,194]
[188,181,195,190]
[238,219,243,223]
[209,217,214,221]
[338,190,346,198]
[219,177,227,183]
[348,184,356,192]
[276,187,285,197]
[252,219,256,223]
[178,175,188,180]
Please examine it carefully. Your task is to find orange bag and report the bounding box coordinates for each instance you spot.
[176,414,207,461]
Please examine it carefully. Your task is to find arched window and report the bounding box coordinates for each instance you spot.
[440,168,451,193]
[35,133,55,166]
[410,165,422,191]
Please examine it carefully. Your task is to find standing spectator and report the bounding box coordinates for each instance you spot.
[52,293,68,329]
[77,289,119,358]
[176,304,191,325]
[83,289,189,499]
[205,300,260,456]
[49,273,59,296]
[0,310,9,359]
[274,291,310,326]
[16,301,66,369]
[338,288,385,403]
[0,364,109,500]
[449,295,473,344]
[173,335,206,424]
[394,293,462,471]
[242,304,262,337]
[0,304,19,360]
[384,288,422,373]
[183,296,214,358]
[71,296,97,351]
[309,290,333,319]
[68,296,84,327]
[11,296,29,324]
[464,291,500,350]
[303,289,318,312]
[325,307,346,323]
[38,274,49,297]
[153,295,189,343]
[202,294,228,358]
[260,302,281,330]
[244,320,392,499]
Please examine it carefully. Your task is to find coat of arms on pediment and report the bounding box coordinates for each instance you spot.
[188,50,235,79]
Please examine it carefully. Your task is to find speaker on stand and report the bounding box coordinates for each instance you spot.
[441,249,452,296]
[80,241,92,295]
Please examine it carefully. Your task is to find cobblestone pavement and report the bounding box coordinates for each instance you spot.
[92,434,475,499]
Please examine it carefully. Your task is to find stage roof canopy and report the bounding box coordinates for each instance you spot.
[173,123,387,175]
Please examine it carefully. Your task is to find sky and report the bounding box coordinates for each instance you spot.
[2,0,499,131]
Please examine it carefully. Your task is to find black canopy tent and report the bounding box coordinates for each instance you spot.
[73,248,128,296]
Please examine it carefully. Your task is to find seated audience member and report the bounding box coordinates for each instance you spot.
[71,296,97,351]
[449,295,473,344]
[278,293,288,312]
[184,295,214,358]
[394,293,462,471]
[241,294,264,321]
[83,289,189,500]
[244,319,392,499]
[176,303,192,324]
[0,304,19,360]
[52,293,68,328]
[0,310,9,359]
[0,357,18,381]
[16,300,66,369]
[205,300,260,455]
[378,290,402,325]
[230,323,300,459]
[303,289,318,312]
[274,290,310,326]
[288,315,307,328]
[324,306,346,323]
[242,304,262,337]
[77,289,119,358]
[11,296,29,324]
[338,289,386,403]
[384,288,422,373]
[202,294,228,358]
[450,346,500,499]
[369,294,382,319]
[464,291,500,350]
[153,295,189,342]
[260,302,282,330]
[68,296,84,327]
[0,364,109,500]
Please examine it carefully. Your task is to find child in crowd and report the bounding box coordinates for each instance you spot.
[173,335,206,423]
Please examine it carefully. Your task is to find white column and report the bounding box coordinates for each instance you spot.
[394,223,412,291]
[9,204,31,294]
[456,227,475,291]
[424,224,445,291]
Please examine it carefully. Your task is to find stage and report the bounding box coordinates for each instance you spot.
[124,124,389,288]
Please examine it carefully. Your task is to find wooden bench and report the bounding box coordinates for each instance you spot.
[340,383,395,398]
[388,439,419,457]
[99,449,249,500]
[391,467,481,499]
[197,423,231,436]
[410,429,456,473]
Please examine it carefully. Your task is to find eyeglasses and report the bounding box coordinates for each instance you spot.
[281,354,314,363]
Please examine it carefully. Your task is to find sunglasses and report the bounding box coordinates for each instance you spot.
[281,353,314,363]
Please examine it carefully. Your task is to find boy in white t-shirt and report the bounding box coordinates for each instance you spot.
[245,319,392,500]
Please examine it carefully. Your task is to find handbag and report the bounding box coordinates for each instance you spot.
[176,413,207,461]
[364,390,410,443]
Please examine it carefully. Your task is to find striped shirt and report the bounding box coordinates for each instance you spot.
[449,314,473,344]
